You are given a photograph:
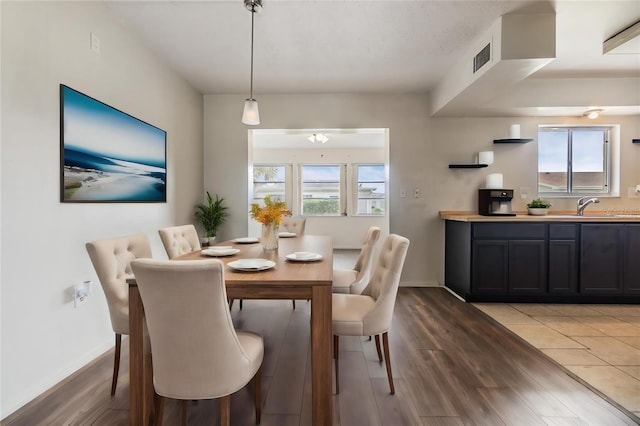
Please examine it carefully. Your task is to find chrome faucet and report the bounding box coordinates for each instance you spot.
[577,197,600,215]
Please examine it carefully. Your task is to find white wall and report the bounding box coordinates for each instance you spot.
[205,94,433,285]
[0,1,203,418]
[204,94,640,288]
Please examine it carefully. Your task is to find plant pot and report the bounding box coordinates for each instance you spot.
[201,236,216,247]
[528,207,549,216]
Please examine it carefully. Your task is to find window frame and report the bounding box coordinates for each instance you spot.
[537,126,613,198]
[352,163,386,216]
[299,163,346,217]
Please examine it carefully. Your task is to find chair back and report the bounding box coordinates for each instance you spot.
[86,234,152,335]
[362,234,410,334]
[350,226,381,294]
[158,224,201,259]
[280,217,306,235]
[130,258,258,399]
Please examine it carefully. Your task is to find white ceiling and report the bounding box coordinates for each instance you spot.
[105,0,640,116]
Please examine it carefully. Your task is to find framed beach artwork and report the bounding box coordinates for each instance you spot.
[60,84,167,202]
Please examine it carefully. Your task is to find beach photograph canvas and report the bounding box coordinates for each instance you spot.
[60,85,167,202]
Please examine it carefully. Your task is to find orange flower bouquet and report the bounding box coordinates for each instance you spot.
[250,195,291,250]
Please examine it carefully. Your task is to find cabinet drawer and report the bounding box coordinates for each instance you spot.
[550,224,577,239]
[473,223,546,239]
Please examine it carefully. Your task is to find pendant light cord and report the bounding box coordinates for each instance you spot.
[249,7,255,100]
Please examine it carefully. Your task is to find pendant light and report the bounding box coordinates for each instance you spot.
[242,0,262,125]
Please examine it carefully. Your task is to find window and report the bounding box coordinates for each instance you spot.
[538,127,611,196]
[301,165,343,216]
[252,165,287,205]
[354,164,385,215]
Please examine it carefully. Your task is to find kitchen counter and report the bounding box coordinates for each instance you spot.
[440,211,640,222]
[443,215,640,303]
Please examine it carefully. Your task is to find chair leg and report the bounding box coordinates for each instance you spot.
[240,299,243,310]
[333,335,339,394]
[382,332,395,394]
[254,365,262,424]
[292,299,296,309]
[220,395,231,426]
[154,393,165,426]
[180,400,188,426]
[374,334,383,363]
[110,334,121,396]
[229,299,234,310]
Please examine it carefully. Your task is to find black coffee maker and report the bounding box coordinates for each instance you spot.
[478,189,516,216]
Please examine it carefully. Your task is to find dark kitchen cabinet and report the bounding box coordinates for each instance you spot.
[580,225,624,294]
[471,223,546,296]
[472,240,508,294]
[623,225,640,293]
[548,224,578,294]
[508,240,546,293]
[444,219,640,302]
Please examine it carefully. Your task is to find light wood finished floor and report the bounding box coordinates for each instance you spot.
[4,287,638,425]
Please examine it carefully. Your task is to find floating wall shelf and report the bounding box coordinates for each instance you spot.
[633,139,640,144]
[448,164,489,169]
[493,138,533,144]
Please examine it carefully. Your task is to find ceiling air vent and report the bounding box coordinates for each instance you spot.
[473,43,491,73]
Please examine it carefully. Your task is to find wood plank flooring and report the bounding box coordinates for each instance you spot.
[4,288,638,425]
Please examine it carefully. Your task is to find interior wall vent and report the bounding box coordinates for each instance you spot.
[473,43,491,73]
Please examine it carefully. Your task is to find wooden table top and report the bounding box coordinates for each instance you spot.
[175,234,334,287]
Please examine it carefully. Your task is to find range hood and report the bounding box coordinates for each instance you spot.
[431,13,556,116]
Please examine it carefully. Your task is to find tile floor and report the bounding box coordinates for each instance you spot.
[473,302,640,419]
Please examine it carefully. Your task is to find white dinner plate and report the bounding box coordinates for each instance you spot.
[233,237,259,244]
[228,258,276,271]
[278,232,296,238]
[201,247,240,257]
[285,252,323,262]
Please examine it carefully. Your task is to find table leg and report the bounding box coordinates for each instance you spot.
[310,285,332,425]
[129,285,153,426]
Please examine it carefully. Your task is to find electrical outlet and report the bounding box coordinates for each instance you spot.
[414,188,421,198]
[74,280,91,308]
[520,187,530,199]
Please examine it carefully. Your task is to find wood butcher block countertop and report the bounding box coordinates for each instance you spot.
[440,211,640,222]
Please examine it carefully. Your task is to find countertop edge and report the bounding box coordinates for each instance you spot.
[439,211,640,223]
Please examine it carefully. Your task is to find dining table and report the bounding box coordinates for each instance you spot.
[127,234,334,425]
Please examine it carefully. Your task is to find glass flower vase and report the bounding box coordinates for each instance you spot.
[261,223,279,250]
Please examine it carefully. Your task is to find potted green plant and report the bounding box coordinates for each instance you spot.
[194,192,229,245]
[527,198,552,216]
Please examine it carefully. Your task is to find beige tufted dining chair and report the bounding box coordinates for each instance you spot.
[158,224,201,259]
[332,226,381,295]
[130,258,264,426]
[332,234,410,395]
[85,234,152,396]
[280,217,306,235]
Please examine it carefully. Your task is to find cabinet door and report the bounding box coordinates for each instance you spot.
[548,240,577,293]
[624,225,640,293]
[472,240,508,294]
[509,240,546,293]
[580,225,623,294]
